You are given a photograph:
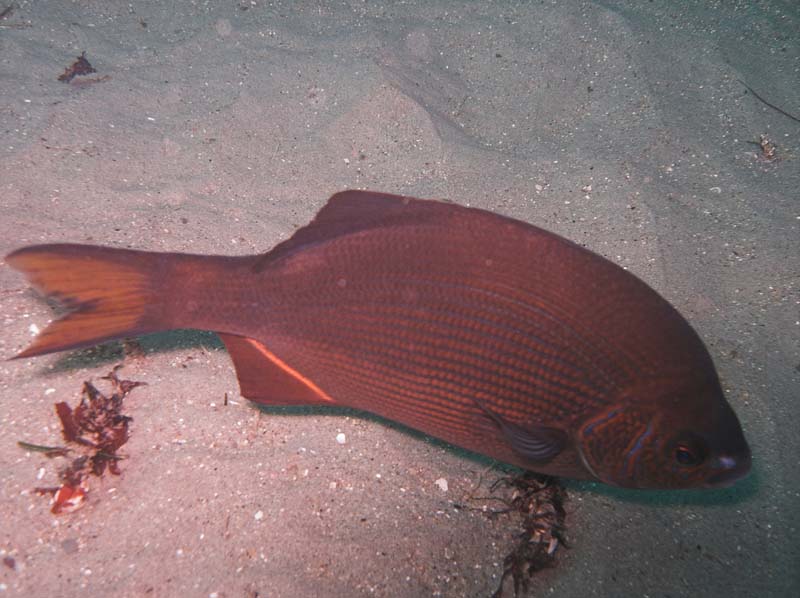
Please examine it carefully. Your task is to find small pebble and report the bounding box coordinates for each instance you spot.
[336,433,346,444]
[434,478,449,492]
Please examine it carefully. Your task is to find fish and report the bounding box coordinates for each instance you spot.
[5,190,751,489]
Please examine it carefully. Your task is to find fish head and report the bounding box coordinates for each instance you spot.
[576,376,751,489]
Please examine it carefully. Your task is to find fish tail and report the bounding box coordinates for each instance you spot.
[6,244,175,358]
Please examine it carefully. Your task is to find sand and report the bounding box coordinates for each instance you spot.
[1,1,798,596]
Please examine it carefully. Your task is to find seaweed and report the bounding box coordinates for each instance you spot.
[58,51,97,83]
[469,473,568,597]
[19,366,145,514]
[756,134,779,162]
[738,79,800,124]
[745,134,782,163]
[0,2,30,30]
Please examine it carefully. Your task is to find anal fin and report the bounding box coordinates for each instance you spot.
[219,334,335,406]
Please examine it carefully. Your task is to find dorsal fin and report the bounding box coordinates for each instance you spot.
[252,190,453,272]
[219,334,335,406]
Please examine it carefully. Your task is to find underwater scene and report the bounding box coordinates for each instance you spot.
[0,1,797,597]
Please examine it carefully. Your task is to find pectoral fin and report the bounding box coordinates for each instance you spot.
[475,401,567,463]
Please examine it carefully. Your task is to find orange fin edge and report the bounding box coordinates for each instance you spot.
[219,334,335,406]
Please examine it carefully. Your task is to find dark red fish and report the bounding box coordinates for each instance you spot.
[6,191,750,489]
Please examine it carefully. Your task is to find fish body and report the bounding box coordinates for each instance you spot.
[6,190,751,489]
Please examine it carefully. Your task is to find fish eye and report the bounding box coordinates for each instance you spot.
[671,434,708,468]
[675,444,701,466]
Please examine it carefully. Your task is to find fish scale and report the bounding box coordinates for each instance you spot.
[259,234,622,419]
[268,304,598,418]
[267,229,640,388]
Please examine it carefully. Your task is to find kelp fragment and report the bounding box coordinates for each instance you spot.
[469,473,568,597]
[58,51,97,83]
[20,365,145,514]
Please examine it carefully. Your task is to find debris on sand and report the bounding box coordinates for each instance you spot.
[18,365,145,514]
[757,134,778,162]
[57,51,110,85]
[58,51,97,83]
[468,473,568,597]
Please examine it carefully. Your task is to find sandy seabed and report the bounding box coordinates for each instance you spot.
[1,1,798,597]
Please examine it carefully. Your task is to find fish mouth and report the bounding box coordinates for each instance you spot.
[704,452,752,488]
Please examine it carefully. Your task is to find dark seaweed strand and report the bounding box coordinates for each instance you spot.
[738,79,800,124]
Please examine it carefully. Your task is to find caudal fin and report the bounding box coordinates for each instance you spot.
[6,244,170,358]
